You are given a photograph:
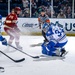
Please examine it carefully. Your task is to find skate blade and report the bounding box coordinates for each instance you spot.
[62,51,68,57]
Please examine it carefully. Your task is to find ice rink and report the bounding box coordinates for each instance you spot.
[0,36,75,75]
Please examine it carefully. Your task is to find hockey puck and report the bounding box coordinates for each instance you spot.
[0,67,5,73]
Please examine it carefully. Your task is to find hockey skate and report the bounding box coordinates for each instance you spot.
[16,45,22,50]
[15,42,22,50]
[60,48,68,57]
[4,41,16,53]
[4,45,16,53]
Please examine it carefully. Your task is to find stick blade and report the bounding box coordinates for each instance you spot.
[0,67,5,72]
[33,56,39,58]
[14,58,25,63]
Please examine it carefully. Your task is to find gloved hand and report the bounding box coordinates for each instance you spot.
[1,38,7,46]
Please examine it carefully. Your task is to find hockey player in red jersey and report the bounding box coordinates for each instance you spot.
[4,7,22,50]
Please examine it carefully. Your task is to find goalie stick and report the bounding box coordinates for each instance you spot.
[8,44,39,58]
[0,51,25,63]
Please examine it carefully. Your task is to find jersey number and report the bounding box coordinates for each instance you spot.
[9,15,14,19]
[55,30,62,37]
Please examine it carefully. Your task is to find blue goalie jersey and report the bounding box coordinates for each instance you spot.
[41,23,68,56]
[46,24,68,44]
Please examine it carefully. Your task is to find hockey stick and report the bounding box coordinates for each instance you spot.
[8,44,39,58]
[0,67,4,69]
[0,51,25,63]
[0,67,4,72]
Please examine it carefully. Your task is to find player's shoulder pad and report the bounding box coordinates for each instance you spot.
[50,22,55,26]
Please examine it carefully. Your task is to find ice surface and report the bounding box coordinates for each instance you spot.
[0,36,75,75]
